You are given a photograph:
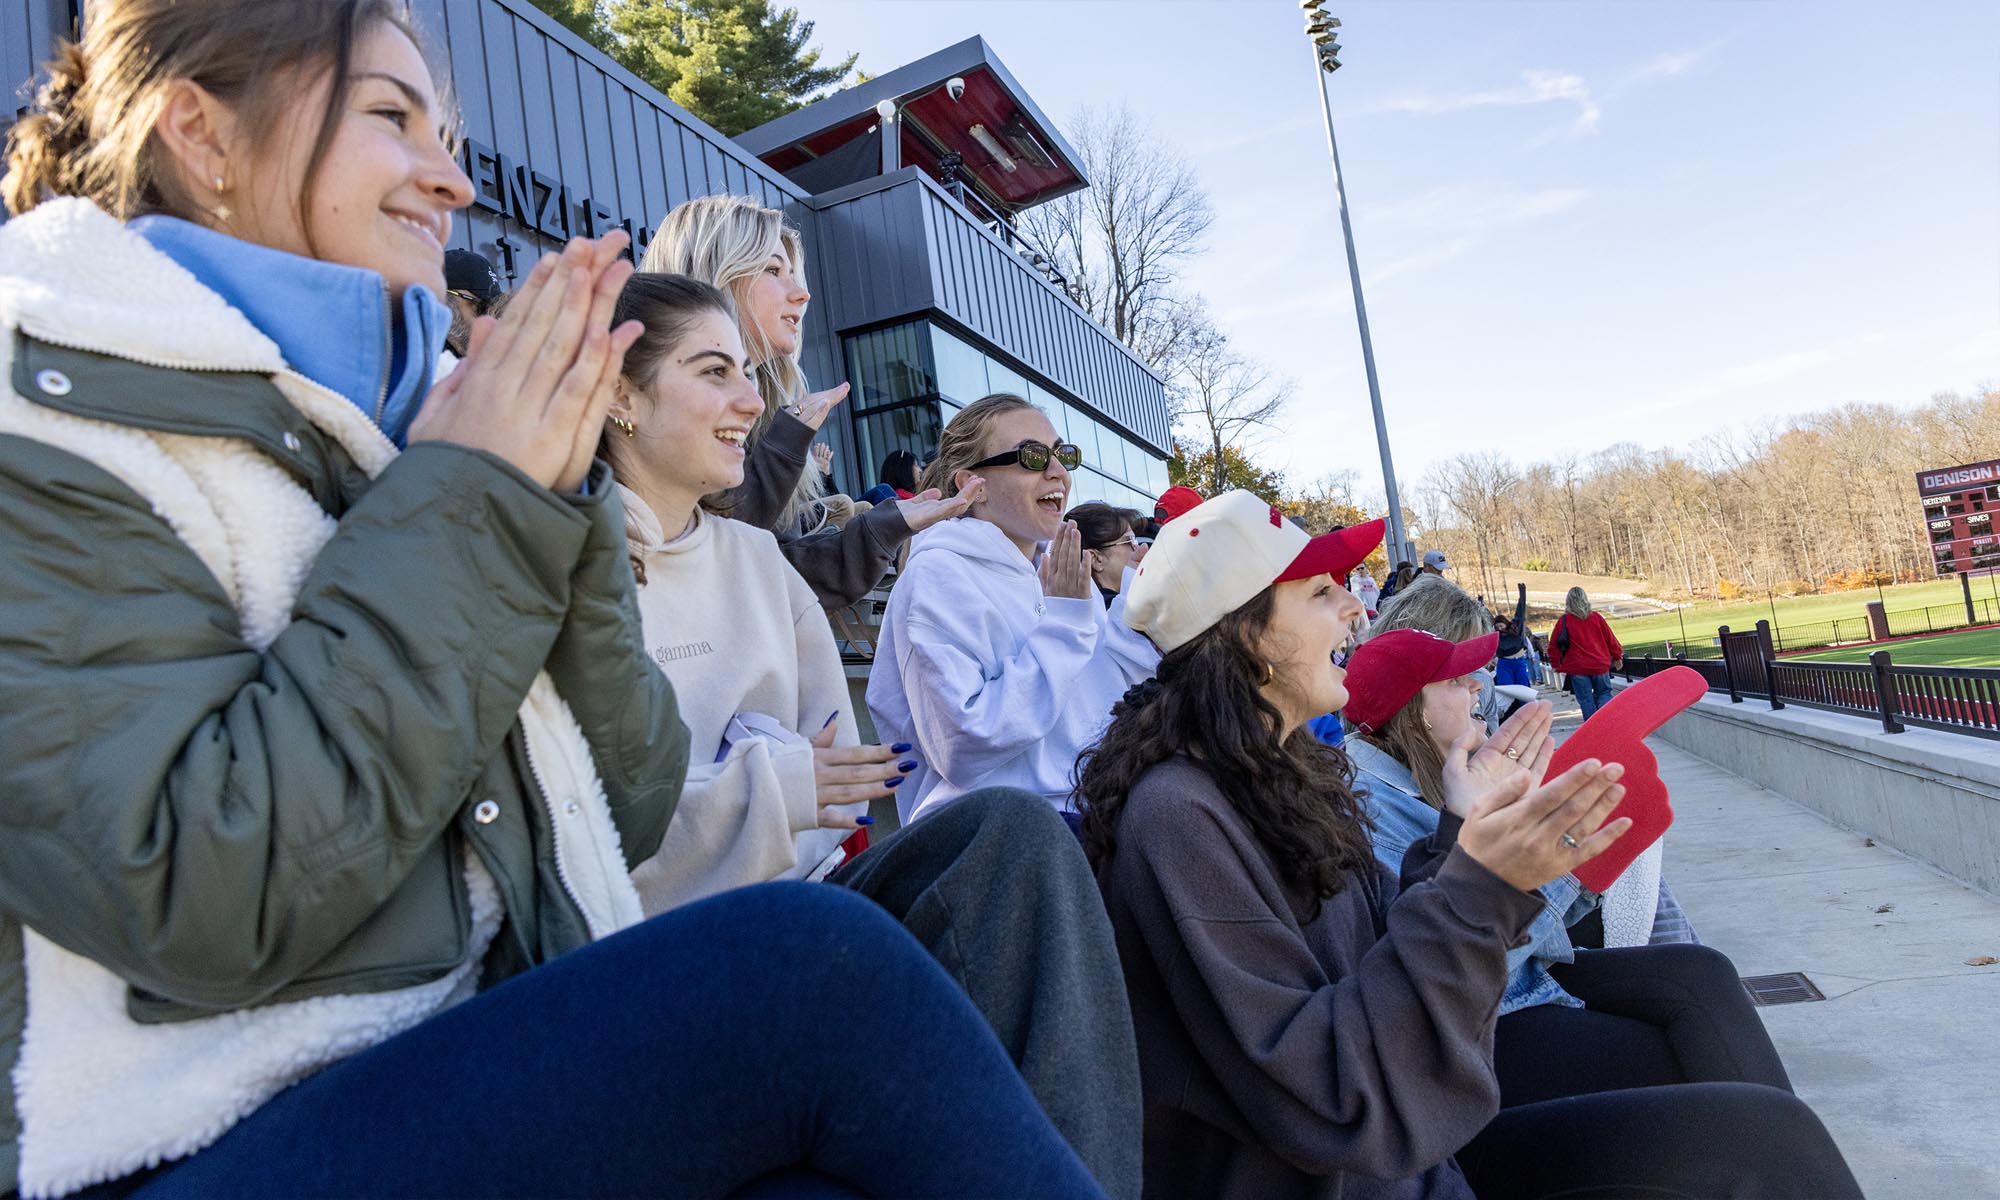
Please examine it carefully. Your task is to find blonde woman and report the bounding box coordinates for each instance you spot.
[1547,587,1623,720]
[869,394,1159,827]
[642,194,969,605]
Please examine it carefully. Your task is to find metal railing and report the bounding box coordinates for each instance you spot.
[1617,618,2000,741]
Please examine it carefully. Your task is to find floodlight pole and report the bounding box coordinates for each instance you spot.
[1303,9,1411,568]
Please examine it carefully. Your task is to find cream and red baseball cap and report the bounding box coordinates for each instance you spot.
[1123,490,1386,654]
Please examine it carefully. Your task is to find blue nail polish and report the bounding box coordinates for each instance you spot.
[823,712,839,730]
[885,776,905,788]
[898,759,919,773]
[857,815,875,826]
[891,743,914,754]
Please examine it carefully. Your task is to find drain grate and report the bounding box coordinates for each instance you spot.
[1741,972,1825,1006]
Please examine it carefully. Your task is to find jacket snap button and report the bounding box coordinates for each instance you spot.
[564,801,580,815]
[281,431,304,453]
[473,799,500,824]
[34,369,71,397]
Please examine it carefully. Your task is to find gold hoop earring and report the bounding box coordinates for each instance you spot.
[1260,661,1275,686]
[609,414,637,438]
[211,174,231,224]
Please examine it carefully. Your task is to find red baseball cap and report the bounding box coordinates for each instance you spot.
[1153,486,1205,523]
[1341,628,1501,733]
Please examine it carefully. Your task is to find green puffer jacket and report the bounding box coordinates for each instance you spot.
[0,199,689,1197]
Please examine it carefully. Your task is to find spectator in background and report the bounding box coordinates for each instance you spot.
[1493,582,1536,713]
[1548,587,1623,720]
[1068,502,1140,606]
[860,447,921,506]
[645,195,972,606]
[1421,548,1451,577]
[869,394,1157,827]
[1351,562,1381,614]
[1153,484,1204,525]
[1378,559,1417,604]
[441,247,502,359]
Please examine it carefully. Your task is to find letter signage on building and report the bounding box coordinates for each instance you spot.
[462,137,652,254]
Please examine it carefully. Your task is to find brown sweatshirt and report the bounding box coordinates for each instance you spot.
[1095,756,1543,1200]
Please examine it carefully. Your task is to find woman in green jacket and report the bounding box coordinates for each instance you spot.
[0,3,1104,1197]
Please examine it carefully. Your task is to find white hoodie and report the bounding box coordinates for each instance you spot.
[619,487,860,912]
[868,517,1159,823]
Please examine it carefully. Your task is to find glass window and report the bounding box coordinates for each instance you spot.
[855,401,944,487]
[931,327,989,404]
[844,322,935,412]
[1068,412,1102,471]
[985,357,1029,401]
[1028,382,1065,438]
[1105,434,1132,484]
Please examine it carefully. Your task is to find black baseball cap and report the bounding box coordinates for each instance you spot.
[444,250,502,304]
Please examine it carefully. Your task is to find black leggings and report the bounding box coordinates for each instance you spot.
[1463,944,1859,1198]
[1459,1081,1861,1199]
[1493,943,1792,1107]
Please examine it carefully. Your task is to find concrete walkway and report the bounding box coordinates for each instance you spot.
[1655,738,2000,1198]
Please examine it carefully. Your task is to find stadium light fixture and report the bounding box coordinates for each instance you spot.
[1301,12,1410,567]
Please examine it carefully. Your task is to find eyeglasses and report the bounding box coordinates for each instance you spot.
[968,440,1082,473]
[1093,534,1137,551]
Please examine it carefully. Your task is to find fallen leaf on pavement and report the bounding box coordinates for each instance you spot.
[1863,838,1875,847]
[1967,956,1998,967]
[1873,904,1894,914]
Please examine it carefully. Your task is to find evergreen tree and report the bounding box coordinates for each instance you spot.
[530,0,858,136]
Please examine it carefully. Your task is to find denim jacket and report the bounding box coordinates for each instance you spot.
[1346,739,1594,1013]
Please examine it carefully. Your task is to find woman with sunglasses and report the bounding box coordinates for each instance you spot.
[869,394,1159,827]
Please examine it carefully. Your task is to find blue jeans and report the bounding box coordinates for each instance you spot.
[1571,672,1613,719]
[107,883,1104,1199]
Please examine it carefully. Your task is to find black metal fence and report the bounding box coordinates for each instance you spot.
[1618,619,2000,741]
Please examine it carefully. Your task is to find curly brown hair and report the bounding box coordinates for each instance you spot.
[1076,586,1377,916]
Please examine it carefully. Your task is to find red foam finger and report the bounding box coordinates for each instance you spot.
[1551,667,1706,894]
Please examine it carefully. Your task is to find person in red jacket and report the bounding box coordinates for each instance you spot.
[1547,587,1624,719]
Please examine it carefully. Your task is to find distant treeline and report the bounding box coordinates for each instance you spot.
[1412,387,2000,599]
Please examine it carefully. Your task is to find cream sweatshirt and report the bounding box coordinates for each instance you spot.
[619,486,860,913]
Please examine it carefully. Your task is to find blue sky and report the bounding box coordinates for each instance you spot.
[804,0,2000,498]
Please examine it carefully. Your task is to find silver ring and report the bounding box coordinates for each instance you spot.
[1559,832,1580,850]
[1505,748,1521,760]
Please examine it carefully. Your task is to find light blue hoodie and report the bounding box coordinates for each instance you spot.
[131,215,449,446]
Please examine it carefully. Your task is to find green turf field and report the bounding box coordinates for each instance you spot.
[1780,627,2000,668]
[1602,577,2000,658]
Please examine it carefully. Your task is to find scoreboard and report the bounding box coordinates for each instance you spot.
[1919,458,2000,576]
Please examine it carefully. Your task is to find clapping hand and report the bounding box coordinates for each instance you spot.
[411,233,642,492]
[1440,701,1555,818]
[1038,519,1092,600]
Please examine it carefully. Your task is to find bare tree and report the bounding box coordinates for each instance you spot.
[1168,314,1291,495]
[1017,104,1214,367]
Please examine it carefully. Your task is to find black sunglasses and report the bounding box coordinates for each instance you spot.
[968,440,1082,473]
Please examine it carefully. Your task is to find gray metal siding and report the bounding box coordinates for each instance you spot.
[2,0,69,141]
[813,173,1169,453]
[424,0,807,275]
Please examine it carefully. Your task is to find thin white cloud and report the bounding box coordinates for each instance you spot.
[1631,50,1702,82]
[1362,237,1474,289]
[1372,69,1600,137]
